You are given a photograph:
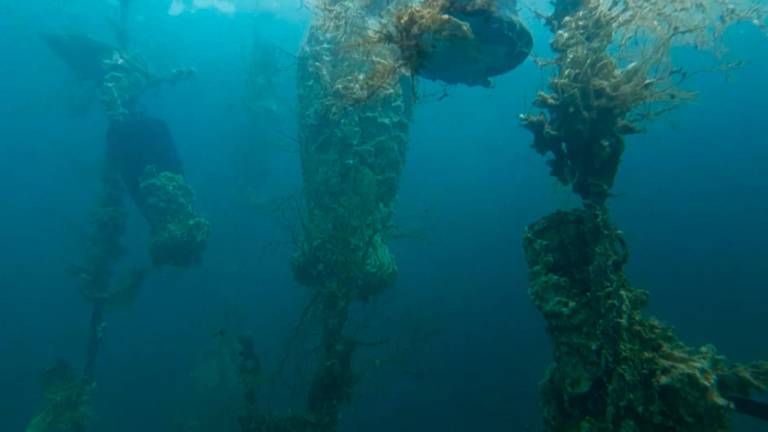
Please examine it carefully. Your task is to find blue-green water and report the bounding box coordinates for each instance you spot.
[1,1,767,431]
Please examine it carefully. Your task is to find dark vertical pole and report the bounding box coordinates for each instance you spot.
[83,300,107,383]
[307,288,353,431]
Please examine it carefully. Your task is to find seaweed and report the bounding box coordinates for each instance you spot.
[294,1,410,428]
[139,166,211,268]
[243,1,411,430]
[521,1,768,430]
[293,0,409,301]
[33,15,204,430]
[524,206,768,431]
[27,172,135,432]
[26,362,93,432]
[521,0,766,204]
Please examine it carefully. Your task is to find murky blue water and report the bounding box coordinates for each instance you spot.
[1,1,766,431]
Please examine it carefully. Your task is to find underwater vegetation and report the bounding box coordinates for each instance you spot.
[525,206,768,431]
[26,362,93,432]
[293,0,409,301]
[140,167,211,268]
[29,4,211,430]
[79,171,129,308]
[237,1,411,430]
[521,0,766,204]
[44,13,211,266]
[304,0,533,104]
[19,0,768,430]
[238,2,534,429]
[26,171,134,432]
[521,0,768,430]
[236,2,537,431]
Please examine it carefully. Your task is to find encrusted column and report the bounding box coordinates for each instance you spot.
[293,1,411,430]
[521,1,768,430]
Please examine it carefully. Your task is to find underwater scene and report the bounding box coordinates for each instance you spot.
[1,0,768,431]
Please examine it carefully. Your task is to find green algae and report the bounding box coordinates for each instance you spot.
[521,0,765,205]
[521,1,768,430]
[139,166,211,268]
[293,2,409,428]
[77,173,146,310]
[78,171,128,300]
[26,362,93,432]
[524,206,768,432]
[101,50,195,121]
[242,2,411,431]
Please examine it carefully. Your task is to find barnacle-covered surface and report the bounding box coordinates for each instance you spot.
[521,0,766,204]
[524,206,768,432]
[139,166,211,268]
[26,361,93,432]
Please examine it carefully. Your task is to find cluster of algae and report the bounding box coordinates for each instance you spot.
[139,167,211,268]
[78,171,146,311]
[28,173,129,432]
[522,0,768,430]
[306,0,526,103]
[522,0,766,204]
[30,22,207,432]
[31,1,768,431]
[525,206,768,431]
[26,362,93,432]
[79,171,129,303]
[296,1,409,428]
[99,44,209,269]
[93,32,208,269]
[27,172,140,432]
[241,1,411,431]
[293,0,410,301]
